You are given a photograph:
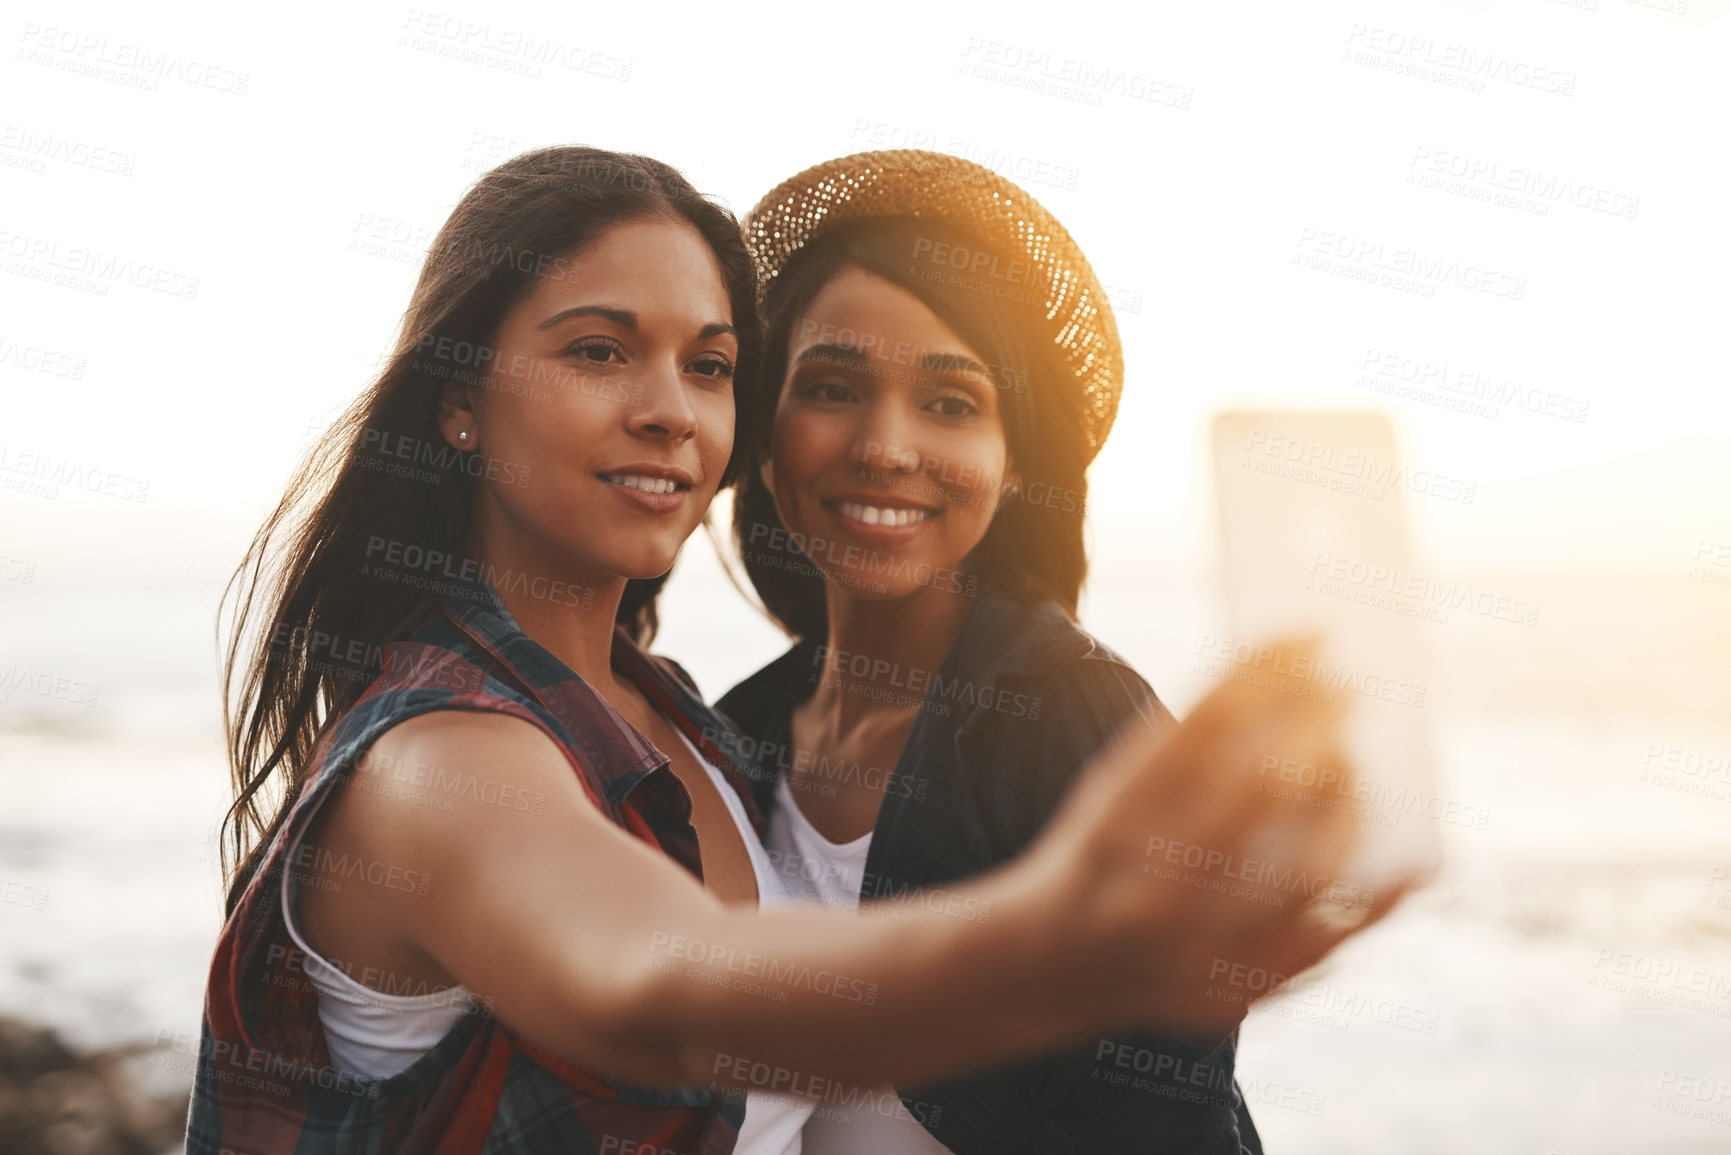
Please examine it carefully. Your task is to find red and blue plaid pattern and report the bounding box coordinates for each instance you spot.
[187,575,767,1154]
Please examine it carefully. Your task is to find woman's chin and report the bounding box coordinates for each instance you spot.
[612,551,682,584]
[815,564,929,603]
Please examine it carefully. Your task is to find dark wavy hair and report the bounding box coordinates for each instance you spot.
[730,216,1089,640]
[218,146,762,911]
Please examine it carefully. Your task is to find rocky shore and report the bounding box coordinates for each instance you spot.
[0,1016,188,1155]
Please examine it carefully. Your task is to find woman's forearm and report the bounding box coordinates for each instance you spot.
[598,850,1106,1092]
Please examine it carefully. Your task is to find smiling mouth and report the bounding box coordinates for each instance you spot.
[832,500,935,528]
[600,473,690,495]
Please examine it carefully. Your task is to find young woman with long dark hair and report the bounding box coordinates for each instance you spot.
[192,145,1388,1155]
[721,151,1309,1152]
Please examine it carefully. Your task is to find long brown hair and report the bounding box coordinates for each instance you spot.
[219,146,761,911]
[731,216,1089,640]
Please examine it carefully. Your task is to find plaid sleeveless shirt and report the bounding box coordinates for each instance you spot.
[186,575,767,1154]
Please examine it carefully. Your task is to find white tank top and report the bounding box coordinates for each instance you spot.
[765,778,956,1154]
[279,727,814,1155]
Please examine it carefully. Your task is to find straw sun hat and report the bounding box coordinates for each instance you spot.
[742,149,1124,463]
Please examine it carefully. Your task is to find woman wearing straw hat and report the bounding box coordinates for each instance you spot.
[720,150,1270,1152]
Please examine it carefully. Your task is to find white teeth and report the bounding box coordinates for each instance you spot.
[604,474,680,495]
[836,501,932,528]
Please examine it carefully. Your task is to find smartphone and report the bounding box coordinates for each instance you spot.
[1209,410,1445,891]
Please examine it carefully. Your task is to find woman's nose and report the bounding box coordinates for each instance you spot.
[851,405,921,474]
[626,361,697,442]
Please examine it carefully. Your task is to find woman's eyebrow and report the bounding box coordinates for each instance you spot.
[538,305,637,331]
[536,307,734,340]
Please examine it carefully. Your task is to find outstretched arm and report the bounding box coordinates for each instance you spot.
[319,655,1396,1093]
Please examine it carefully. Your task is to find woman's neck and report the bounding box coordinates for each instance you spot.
[468,522,628,692]
[811,582,976,733]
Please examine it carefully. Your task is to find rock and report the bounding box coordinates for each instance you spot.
[0,1017,187,1155]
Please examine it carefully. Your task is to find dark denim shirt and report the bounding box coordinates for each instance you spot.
[716,592,1263,1155]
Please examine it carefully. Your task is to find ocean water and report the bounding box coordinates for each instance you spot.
[2,553,1728,1153]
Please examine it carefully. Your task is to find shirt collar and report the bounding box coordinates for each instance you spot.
[436,568,764,833]
[942,587,1096,687]
[768,587,1096,719]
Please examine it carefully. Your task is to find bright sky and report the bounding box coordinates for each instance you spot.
[3,0,1727,606]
